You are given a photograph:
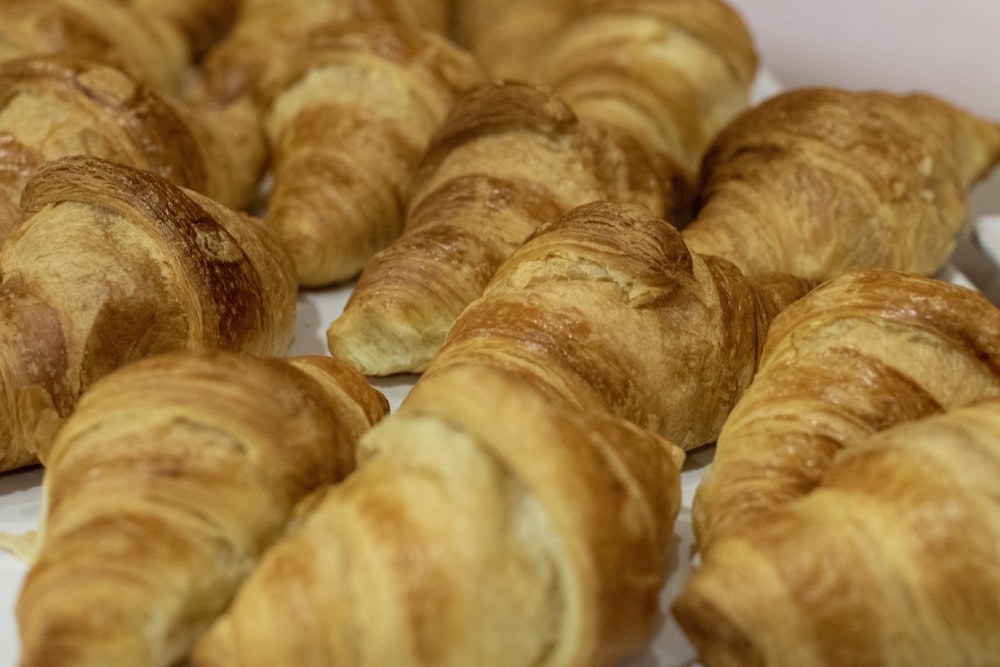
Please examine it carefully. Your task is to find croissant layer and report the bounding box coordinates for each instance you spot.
[192,364,684,667]
[326,81,675,375]
[17,350,388,667]
[692,269,1000,551]
[0,156,296,471]
[265,19,487,286]
[682,87,1000,280]
[0,55,266,244]
[0,0,191,94]
[425,200,813,450]
[675,398,1000,667]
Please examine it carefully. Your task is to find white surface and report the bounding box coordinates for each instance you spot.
[2,2,1000,664]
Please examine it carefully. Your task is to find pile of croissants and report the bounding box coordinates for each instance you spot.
[1,1,999,666]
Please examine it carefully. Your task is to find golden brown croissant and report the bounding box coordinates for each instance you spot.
[452,0,580,81]
[264,19,487,287]
[423,199,813,450]
[533,0,760,186]
[193,0,451,106]
[674,397,1000,667]
[691,268,1000,553]
[0,156,297,473]
[326,81,677,376]
[0,0,191,94]
[0,54,266,246]
[17,349,389,667]
[682,87,1000,280]
[192,363,685,667]
[121,0,241,60]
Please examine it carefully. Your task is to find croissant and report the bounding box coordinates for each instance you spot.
[121,0,241,61]
[264,19,487,287]
[422,199,813,450]
[0,54,266,246]
[682,87,1000,280]
[452,0,580,81]
[192,363,684,667]
[0,156,297,473]
[691,268,1000,553]
[533,0,760,187]
[0,0,191,95]
[193,0,451,106]
[674,397,1000,667]
[326,81,677,376]
[16,349,389,667]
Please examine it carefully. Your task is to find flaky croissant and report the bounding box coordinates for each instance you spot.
[0,0,191,95]
[193,0,451,106]
[424,200,813,450]
[454,0,757,191]
[0,156,296,473]
[674,397,1000,667]
[326,81,676,376]
[192,363,684,667]
[264,19,487,286]
[452,0,580,82]
[17,349,389,667]
[533,0,760,186]
[0,54,266,246]
[691,268,1000,553]
[120,0,241,61]
[682,87,1000,280]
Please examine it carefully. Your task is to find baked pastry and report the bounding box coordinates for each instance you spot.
[535,0,759,186]
[424,199,813,450]
[0,0,191,94]
[264,19,487,286]
[193,0,451,106]
[692,268,1000,552]
[192,363,685,667]
[455,0,758,191]
[682,87,1000,280]
[0,156,297,473]
[326,81,676,375]
[674,397,1000,667]
[17,350,388,667]
[0,54,266,245]
[452,0,580,81]
[121,0,241,60]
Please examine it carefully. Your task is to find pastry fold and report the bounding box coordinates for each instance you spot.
[0,0,191,94]
[536,0,759,185]
[426,199,813,450]
[194,0,451,106]
[17,350,388,667]
[455,0,758,188]
[675,397,1000,667]
[264,19,486,286]
[692,269,1000,552]
[0,54,266,245]
[327,81,676,375]
[123,0,241,60]
[192,363,684,667]
[0,156,296,472]
[682,87,1000,280]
